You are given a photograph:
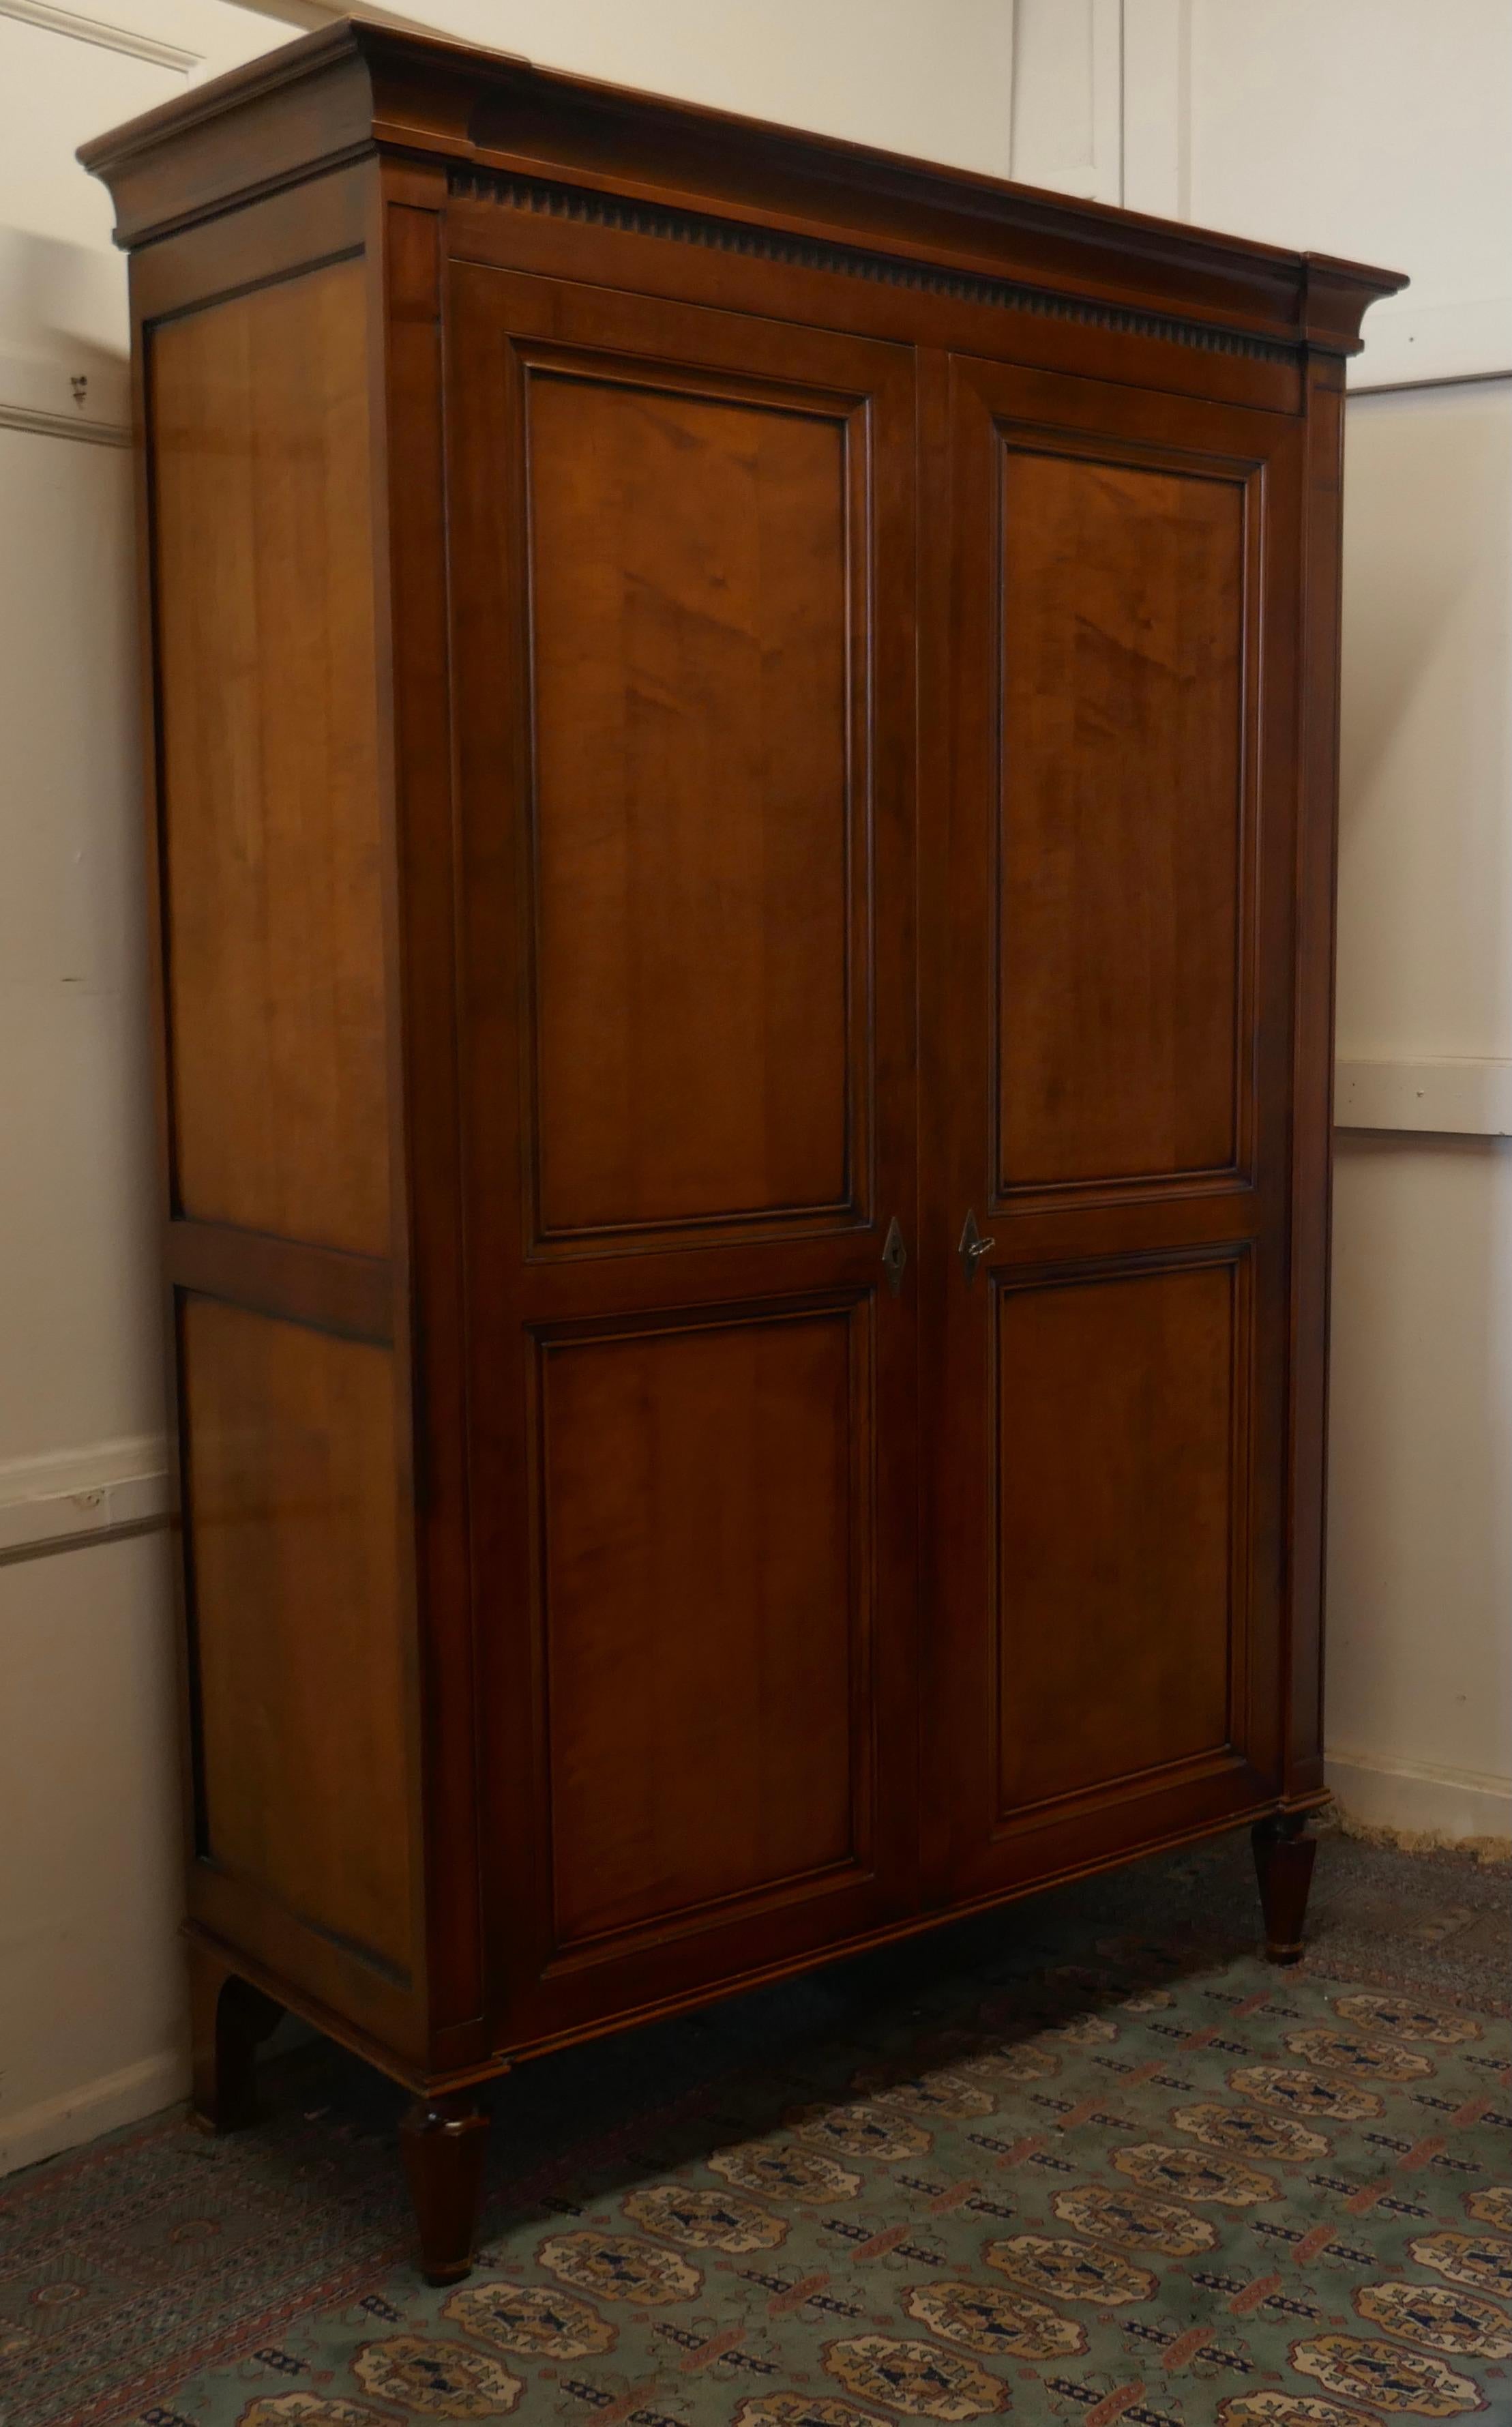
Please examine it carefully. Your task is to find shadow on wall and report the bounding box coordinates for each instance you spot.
[1328,1132,1512,1842]
[0,224,129,430]
[1327,380,1512,1847]
[1337,383,1512,1050]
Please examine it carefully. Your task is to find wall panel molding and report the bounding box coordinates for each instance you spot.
[1350,297,1512,395]
[0,347,132,443]
[0,1435,170,1563]
[1121,0,1188,219]
[1335,1056,1512,1138]
[0,0,196,71]
[0,396,128,443]
[1009,0,1123,204]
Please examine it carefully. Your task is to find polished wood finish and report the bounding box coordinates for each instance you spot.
[84,18,1402,2280]
[527,365,853,1237]
[150,258,390,1258]
[400,2093,492,2284]
[447,266,919,2053]
[994,1262,1238,1816]
[1288,356,1353,1798]
[994,447,1243,1188]
[542,1308,864,1947]
[925,354,1304,1909]
[189,1942,284,2132]
[180,1299,415,1982]
[1252,1813,1318,1964]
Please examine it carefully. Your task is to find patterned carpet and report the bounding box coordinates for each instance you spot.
[3,1827,1508,2427]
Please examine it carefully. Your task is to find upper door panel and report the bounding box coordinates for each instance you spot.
[993,441,1249,1198]
[460,286,890,1269]
[527,364,858,1242]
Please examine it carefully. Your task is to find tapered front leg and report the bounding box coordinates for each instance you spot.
[1251,1812,1318,1965]
[189,1945,285,2132]
[400,2092,492,2284]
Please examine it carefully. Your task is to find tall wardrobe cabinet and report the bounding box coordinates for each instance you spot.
[82,20,1403,2281]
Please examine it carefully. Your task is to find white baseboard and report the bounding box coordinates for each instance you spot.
[0,2046,188,2179]
[1325,1748,1512,1847]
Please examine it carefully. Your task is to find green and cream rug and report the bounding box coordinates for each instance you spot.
[3,1831,1508,2427]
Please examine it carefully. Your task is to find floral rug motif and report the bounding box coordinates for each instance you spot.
[3,1831,1508,2427]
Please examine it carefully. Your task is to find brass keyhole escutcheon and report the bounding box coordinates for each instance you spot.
[958,1208,996,1286]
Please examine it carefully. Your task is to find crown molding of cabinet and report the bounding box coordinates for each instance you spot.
[76,15,1406,359]
[0,0,196,72]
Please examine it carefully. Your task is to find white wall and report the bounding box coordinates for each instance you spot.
[398,0,1021,175]
[1327,1134,1512,1840]
[0,1533,183,2169]
[1325,380,1512,1843]
[1185,0,1512,389]
[3,0,1505,2178]
[0,0,299,2177]
[1176,5,1512,1847]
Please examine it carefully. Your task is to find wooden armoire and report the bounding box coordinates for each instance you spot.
[83,20,1403,2282]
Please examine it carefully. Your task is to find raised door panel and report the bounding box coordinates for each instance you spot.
[996,447,1246,1192]
[541,1304,868,1950]
[149,259,390,1258]
[447,267,917,2048]
[994,1258,1245,1816]
[179,1299,415,1984]
[529,372,856,1239]
[925,353,1302,1900]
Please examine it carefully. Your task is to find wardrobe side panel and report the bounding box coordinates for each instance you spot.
[147,249,419,2028]
[180,1299,413,1977]
[151,260,391,1255]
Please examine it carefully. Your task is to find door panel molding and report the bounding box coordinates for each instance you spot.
[512,340,877,1254]
[983,419,1266,1209]
[985,1243,1255,1835]
[531,1294,877,1962]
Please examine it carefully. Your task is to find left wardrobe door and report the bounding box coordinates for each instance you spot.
[447,265,920,2050]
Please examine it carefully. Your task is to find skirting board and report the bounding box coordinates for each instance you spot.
[1326,1749,1512,1848]
[0,2046,188,2178]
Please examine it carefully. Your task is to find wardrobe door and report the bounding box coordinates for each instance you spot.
[923,353,1305,1904]
[447,267,919,2047]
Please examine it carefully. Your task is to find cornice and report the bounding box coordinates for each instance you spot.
[449,168,1299,367]
[78,15,1406,355]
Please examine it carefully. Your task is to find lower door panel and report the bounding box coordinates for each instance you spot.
[993,1253,1247,1818]
[531,1293,891,1979]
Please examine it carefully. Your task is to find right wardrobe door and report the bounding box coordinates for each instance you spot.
[923,351,1307,1907]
